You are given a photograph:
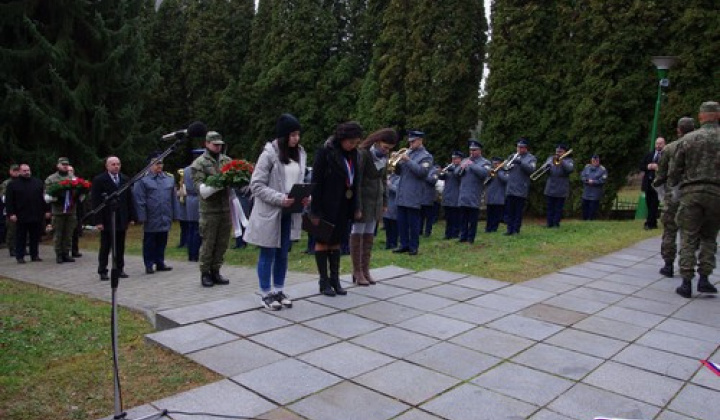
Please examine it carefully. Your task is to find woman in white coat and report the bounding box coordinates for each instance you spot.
[244,113,308,310]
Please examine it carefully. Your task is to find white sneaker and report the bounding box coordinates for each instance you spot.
[274,291,292,308]
[261,293,282,310]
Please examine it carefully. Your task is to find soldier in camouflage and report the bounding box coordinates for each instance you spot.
[667,101,720,298]
[1,164,20,255]
[652,117,695,278]
[191,131,233,288]
[44,157,78,264]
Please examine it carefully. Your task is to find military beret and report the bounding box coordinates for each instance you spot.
[408,130,425,140]
[468,139,482,150]
[516,138,529,147]
[699,101,720,113]
[206,131,224,145]
[58,157,70,165]
[451,150,464,158]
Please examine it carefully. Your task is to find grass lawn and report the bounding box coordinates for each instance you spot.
[2,216,659,419]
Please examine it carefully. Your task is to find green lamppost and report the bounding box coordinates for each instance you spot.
[636,55,678,220]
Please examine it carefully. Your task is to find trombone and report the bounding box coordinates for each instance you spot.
[530,149,572,181]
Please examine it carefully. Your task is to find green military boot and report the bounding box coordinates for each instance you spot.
[676,279,692,299]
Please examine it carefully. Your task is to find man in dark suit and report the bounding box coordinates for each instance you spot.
[5,164,48,263]
[91,156,137,281]
[640,137,666,230]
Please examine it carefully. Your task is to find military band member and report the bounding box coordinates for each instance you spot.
[457,139,490,243]
[652,117,695,278]
[420,164,440,237]
[393,130,433,255]
[503,138,536,235]
[667,101,720,298]
[439,151,463,239]
[543,143,574,228]
[580,154,607,220]
[485,157,508,233]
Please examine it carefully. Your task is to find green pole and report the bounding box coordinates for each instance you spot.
[635,67,668,220]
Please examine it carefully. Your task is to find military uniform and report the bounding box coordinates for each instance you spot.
[439,152,463,239]
[0,174,18,255]
[394,131,433,254]
[667,102,720,297]
[45,159,78,263]
[652,139,681,274]
[485,157,508,233]
[420,165,440,237]
[191,133,232,287]
[543,148,574,228]
[503,140,537,235]
[457,143,490,243]
[580,159,607,220]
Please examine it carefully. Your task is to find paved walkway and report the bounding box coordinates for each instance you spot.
[2,239,719,420]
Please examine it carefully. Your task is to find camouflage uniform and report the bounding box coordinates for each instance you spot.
[0,177,17,254]
[45,170,78,261]
[191,148,232,278]
[668,105,720,294]
[653,139,681,264]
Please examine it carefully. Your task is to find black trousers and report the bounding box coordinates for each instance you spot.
[645,188,659,228]
[98,229,127,274]
[15,221,40,259]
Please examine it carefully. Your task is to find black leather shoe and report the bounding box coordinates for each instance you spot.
[212,271,230,285]
[31,256,42,262]
[201,272,214,287]
[99,273,109,281]
[698,276,718,294]
[146,267,155,274]
[72,252,83,258]
[676,280,692,298]
[408,249,418,255]
[156,265,173,272]
[62,254,75,263]
[56,255,64,264]
[119,272,129,278]
[17,258,25,264]
[392,247,409,254]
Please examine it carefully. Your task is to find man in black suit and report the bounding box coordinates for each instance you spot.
[91,156,137,281]
[640,137,666,230]
[5,164,48,263]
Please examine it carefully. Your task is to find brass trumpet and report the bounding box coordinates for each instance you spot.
[484,159,509,185]
[530,149,572,181]
[388,148,409,172]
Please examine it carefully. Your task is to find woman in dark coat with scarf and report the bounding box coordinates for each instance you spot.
[310,122,363,296]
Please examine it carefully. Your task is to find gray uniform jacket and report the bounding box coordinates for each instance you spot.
[421,166,439,206]
[383,174,400,220]
[581,164,607,201]
[133,171,179,232]
[458,157,490,208]
[243,140,306,248]
[505,153,537,198]
[543,156,575,198]
[439,164,461,207]
[183,165,200,222]
[485,170,508,205]
[396,146,433,209]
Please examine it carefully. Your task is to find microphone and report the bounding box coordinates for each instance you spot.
[161,129,187,141]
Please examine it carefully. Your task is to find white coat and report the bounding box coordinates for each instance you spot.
[243,140,306,248]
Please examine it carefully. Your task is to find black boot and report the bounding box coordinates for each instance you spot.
[201,271,214,287]
[56,254,64,264]
[659,260,673,278]
[315,251,335,296]
[212,270,230,285]
[62,253,75,263]
[698,275,718,294]
[328,249,347,296]
[676,279,692,299]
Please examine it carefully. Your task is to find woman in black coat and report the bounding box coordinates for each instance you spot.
[310,122,363,296]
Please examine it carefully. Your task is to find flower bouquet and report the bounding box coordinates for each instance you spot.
[204,159,254,189]
[46,178,92,213]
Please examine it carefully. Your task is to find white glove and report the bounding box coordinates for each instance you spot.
[199,184,220,199]
[44,194,58,203]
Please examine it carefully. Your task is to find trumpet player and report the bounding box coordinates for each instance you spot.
[457,139,490,243]
[393,130,433,255]
[439,151,464,239]
[485,157,508,233]
[543,143,574,228]
[580,154,607,220]
[504,138,537,236]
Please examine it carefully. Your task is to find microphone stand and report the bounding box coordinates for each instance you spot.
[84,133,187,420]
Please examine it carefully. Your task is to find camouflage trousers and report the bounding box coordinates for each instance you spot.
[675,192,720,280]
[660,199,679,262]
[52,214,77,255]
[6,218,15,252]
[199,211,231,272]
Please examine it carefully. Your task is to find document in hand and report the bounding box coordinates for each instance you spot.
[301,213,334,243]
[284,183,315,214]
